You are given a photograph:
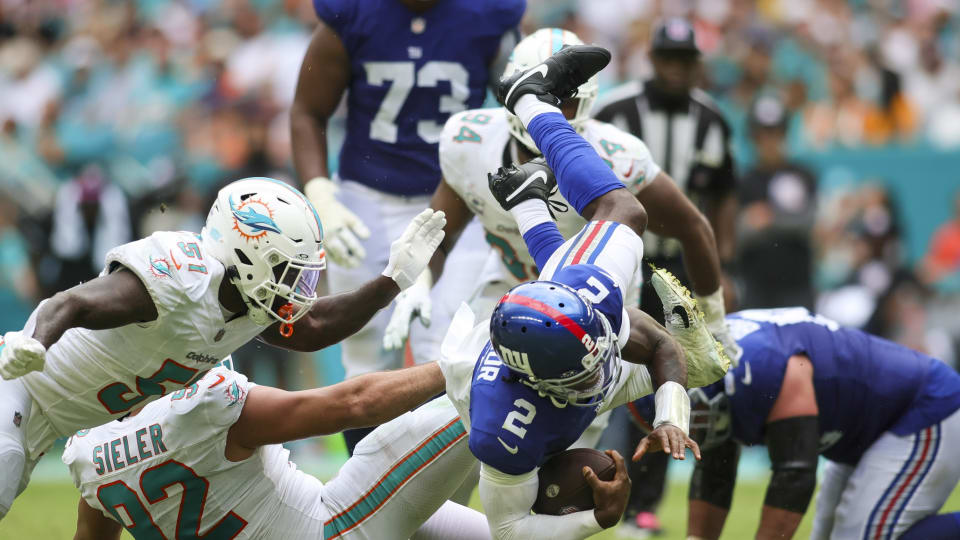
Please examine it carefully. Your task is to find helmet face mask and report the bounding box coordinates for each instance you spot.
[688,384,732,450]
[202,177,326,326]
[503,28,599,154]
[491,281,622,409]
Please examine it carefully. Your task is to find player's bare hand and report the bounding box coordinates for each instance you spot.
[633,424,701,462]
[0,331,46,380]
[584,450,631,529]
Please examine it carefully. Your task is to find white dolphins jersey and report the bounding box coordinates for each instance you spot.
[439,108,661,287]
[63,368,326,539]
[21,231,267,458]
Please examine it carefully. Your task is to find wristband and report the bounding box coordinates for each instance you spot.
[653,381,690,434]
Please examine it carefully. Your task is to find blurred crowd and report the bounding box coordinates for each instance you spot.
[1,0,960,366]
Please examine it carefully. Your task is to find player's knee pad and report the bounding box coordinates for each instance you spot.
[0,447,26,519]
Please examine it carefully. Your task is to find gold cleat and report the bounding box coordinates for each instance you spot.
[649,265,730,388]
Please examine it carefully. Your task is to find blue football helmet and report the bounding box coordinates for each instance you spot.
[489,280,621,408]
[688,380,732,450]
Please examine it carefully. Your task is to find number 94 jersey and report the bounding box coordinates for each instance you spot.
[315,0,525,196]
[440,108,660,286]
[20,231,266,459]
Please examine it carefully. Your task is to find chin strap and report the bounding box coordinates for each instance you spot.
[277,303,295,338]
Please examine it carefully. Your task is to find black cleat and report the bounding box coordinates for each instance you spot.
[488,157,568,218]
[497,45,612,114]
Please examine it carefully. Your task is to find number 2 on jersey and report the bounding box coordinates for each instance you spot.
[364,61,468,144]
[97,459,246,539]
[502,398,536,438]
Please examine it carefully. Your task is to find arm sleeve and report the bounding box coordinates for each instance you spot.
[478,463,604,540]
[102,231,220,331]
[599,363,654,413]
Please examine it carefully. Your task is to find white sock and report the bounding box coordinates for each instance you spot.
[510,199,553,236]
[515,94,561,128]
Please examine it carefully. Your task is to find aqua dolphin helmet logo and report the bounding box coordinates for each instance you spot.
[229,194,282,241]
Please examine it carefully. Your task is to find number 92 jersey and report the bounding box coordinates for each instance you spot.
[315,0,525,196]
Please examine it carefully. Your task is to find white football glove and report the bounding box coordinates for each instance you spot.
[383,209,446,291]
[695,288,743,367]
[304,176,371,268]
[383,269,433,350]
[0,331,46,380]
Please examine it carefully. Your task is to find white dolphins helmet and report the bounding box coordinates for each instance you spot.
[201,177,326,327]
[504,28,599,153]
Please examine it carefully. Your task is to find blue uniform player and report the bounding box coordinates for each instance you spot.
[291,0,524,453]
[631,307,960,540]
[439,45,728,539]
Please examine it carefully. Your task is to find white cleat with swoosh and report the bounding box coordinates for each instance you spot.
[650,265,731,389]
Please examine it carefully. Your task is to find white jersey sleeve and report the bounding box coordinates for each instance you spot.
[582,119,661,196]
[599,362,654,414]
[103,231,219,329]
[438,303,490,431]
[478,463,604,540]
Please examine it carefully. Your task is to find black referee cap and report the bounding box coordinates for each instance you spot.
[651,18,699,55]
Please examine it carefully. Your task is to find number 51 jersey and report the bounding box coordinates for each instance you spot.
[315,0,525,196]
[20,231,266,459]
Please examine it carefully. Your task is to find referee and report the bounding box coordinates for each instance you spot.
[593,18,738,538]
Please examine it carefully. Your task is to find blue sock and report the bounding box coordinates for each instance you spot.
[900,512,960,540]
[522,221,565,271]
[525,112,624,214]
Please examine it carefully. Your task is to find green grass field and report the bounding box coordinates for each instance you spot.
[5,475,960,539]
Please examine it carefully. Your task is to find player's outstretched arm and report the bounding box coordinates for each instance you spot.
[756,354,819,540]
[638,173,740,361]
[290,21,349,184]
[1,268,158,380]
[292,22,371,268]
[74,497,122,540]
[261,209,446,351]
[639,172,720,296]
[477,456,630,540]
[687,438,741,540]
[225,362,444,459]
[382,179,473,350]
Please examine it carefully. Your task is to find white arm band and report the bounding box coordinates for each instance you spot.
[478,464,604,540]
[653,381,690,434]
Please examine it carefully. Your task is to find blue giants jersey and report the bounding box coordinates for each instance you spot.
[468,263,624,474]
[725,308,960,465]
[314,0,524,196]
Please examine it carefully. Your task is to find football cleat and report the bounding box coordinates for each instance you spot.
[487,157,568,218]
[649,265,730,388]
[497,45,612,114]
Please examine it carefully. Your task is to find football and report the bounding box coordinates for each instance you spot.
[532,448,617,515]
